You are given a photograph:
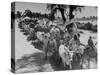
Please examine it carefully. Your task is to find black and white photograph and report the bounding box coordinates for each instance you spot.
[11,2,98,73]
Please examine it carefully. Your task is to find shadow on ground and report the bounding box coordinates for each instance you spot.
[16,51,71,73]
[15,46,97,73]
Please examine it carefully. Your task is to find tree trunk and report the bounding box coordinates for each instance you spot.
[59,8,66,23]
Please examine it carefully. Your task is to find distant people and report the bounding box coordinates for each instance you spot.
[69,34,82,61]
[50,26,56,39]
[50,26,60,41]
[69,34,80,52]
[36,31,44,42]
[72,23,77,34]
[47,36,57,59]
[43,33,49,60]
[54,27,61,48]
[66,22,77,34]
[87,36,97,60]
[88,36,94,48]
[63,31,71,46]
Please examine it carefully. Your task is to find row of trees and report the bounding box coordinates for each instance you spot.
[16,10,49,19]
[76,22,97,32]
[15,4,84,24]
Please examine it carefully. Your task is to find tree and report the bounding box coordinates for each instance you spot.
[69,5,84,20]
[16,11,22,19]
[85,22,93,30]
[22,9,33,18]
[47,4,84,23]
[47,4,67,23]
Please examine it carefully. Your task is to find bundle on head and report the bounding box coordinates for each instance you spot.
[65,23,74,33]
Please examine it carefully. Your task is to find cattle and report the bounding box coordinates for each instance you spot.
[59,43,75,69]
[80,43,97,69]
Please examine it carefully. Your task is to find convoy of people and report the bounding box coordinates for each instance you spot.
[19,18,97,69]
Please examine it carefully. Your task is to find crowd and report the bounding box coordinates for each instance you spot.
[18,18,97,69]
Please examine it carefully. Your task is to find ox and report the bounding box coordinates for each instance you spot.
[59,43,75,69]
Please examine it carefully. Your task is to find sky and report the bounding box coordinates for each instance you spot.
[16,2,49,14]
[15,2,97,18]
[75,6,97,18]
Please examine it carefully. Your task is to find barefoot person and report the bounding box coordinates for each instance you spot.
[46,36,57,60]
[43,33,50,60]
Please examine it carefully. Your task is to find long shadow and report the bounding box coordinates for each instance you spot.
[48,52,70,71]
[16,52,46,70]
[27,52,67,71]
[71,55,82,70]
[16,50,85,72]
[28,52,47,66]
[31,52,70,71]
[31,41,43,50]
[16,51,69,72]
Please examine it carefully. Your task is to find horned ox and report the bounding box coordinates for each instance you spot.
[59,45,75,69]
